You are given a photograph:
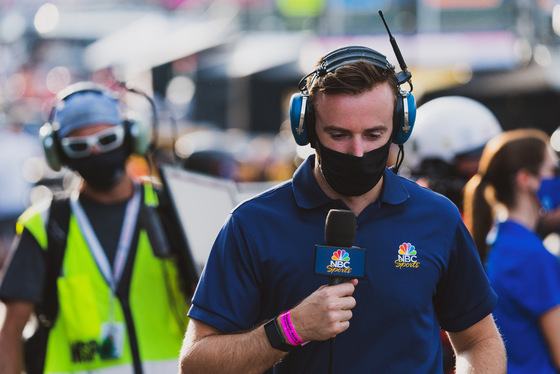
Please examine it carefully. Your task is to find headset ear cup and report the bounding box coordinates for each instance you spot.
[289,93,310,146]
[393,92,416,145]
[40,123,63,171]
[126,119,150,156]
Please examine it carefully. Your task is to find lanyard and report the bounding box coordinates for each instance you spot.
[70,186,141,293]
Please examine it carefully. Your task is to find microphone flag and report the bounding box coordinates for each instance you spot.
[314,245,366,279]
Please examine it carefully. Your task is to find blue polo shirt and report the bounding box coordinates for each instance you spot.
[486,221,560,374]
[189,155,497,373]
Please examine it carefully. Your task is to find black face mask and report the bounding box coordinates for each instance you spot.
[317,137,392,197]
[66,147,129,191]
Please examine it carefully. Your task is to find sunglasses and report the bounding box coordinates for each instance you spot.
[61,126,125,158]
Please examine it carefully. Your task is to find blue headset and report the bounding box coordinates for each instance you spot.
[289,12,416,147]
[289,46,416,147]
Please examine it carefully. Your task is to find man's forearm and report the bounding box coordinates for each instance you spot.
[180,281,358,373]
[454,336,506,374]
[179,324,287,374]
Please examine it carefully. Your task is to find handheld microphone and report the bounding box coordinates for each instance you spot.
[316,209,366,374]
[315,209,366,285]
[325,209,356,248]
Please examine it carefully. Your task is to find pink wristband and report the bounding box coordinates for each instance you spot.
[280,310,306,346]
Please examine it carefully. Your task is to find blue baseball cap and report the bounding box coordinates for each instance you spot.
[55,90,123,138]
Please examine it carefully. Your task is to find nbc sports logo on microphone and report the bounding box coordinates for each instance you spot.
[331,249,350,268]
[314,245,366,279]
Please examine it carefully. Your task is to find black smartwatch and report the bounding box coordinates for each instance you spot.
[264,316,293,352]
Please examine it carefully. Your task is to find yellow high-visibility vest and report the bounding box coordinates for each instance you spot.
[19,183,188,374]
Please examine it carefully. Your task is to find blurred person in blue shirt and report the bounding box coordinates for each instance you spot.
[464,128,560,373]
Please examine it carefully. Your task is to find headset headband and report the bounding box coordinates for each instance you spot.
[298,47,393,92]
[321,47,391,73]
[48,82,120,126]
[40,81,157,171]
[289,10,416,152]
[56,81,118,101]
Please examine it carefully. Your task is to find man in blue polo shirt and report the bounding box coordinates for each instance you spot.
[179,45,506,373]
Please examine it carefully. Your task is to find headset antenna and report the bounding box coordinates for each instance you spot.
[378,10,412,88]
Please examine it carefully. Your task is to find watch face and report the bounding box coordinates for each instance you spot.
[264,317,293,352]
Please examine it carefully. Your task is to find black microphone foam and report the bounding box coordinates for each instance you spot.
[325,209,356,248]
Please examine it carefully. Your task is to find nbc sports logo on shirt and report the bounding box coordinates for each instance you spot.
[395,242,420,269]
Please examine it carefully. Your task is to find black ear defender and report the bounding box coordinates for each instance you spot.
[40,81,154,171]
[289,10,416,147]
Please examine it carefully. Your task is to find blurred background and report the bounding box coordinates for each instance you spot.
[3,0,560,209]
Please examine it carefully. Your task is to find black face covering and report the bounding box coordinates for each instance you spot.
[317,137,392,197]
[66,147,129,191]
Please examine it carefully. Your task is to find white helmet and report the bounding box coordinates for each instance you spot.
[404,96,502,172]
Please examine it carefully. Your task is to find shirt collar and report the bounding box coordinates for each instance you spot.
[292,155,331,209]
[381,166,410,205]
[292,155,410,210]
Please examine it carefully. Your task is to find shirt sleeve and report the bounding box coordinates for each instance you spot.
[188,213,263,333]
[435,220,498,332]
[0,228,47,304]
